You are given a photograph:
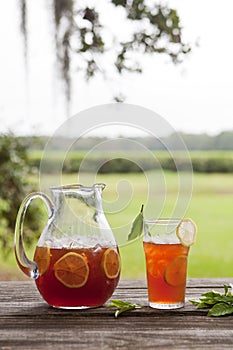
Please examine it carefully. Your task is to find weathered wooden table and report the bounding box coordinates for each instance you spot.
[0,279,233,349]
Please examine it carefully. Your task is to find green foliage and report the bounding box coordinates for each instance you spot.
[108,299,142,317]
[0,134,43,255]
[22,131,233,174]
[29,150,233,174]
[21,131,233,152]
[128,205,144,241]
[190,285,233,317]
[19,0,191,102]
[191,156,233,173]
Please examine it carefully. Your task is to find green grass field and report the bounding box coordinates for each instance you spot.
[1,171,233,280]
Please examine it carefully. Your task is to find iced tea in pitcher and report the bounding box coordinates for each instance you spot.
[34,244,120,308]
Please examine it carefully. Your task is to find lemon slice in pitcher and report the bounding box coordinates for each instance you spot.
[176,218,197,247]
[34,244,50,276]
[102,248,120,279]
[54,252,89,288]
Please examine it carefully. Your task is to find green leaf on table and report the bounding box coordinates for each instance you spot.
[224,284,232,296]
[190,285,233,317]
[208,302,233,317]
[197,302,210,309]
[115,304,137,317]
[109,300,132,308]
[108,299,142,318]
[199,297,219,306]
[128,204,144,241]
[224,285,229,295]
[190,299,210,309]
[201,291,221,299]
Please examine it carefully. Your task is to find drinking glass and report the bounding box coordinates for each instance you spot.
[143,218,190,309]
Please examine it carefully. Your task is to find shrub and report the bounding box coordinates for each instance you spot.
[28,150,233,174]
[0,134,43,256]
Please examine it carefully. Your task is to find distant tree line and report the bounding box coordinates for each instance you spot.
[18,130,233,151]
[18,130,233,174]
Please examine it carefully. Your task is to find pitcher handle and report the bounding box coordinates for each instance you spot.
[14,192,54,279]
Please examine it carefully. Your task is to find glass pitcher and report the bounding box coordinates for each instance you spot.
[14,183,121,309]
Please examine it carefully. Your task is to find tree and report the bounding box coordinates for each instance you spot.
[0,135,43,256]
[19,0,191,105]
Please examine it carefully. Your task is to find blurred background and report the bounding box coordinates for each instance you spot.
[0,0,232,280]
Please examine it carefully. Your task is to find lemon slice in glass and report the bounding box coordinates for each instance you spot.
[164,255,188,286]
[176,218,197,247]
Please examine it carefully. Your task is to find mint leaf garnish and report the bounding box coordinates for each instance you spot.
[190,285,233,316]
[108,299,142,318]
[128,205,144,241]
[207,302,233,317]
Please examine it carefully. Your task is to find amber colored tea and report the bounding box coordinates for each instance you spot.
[143,242,189,309]
[34,245,120,308]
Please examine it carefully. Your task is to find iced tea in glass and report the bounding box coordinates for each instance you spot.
[143,219,191,309]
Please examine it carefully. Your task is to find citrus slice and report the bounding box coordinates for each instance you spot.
[102,248,120,279]
[34,244,50,276]
[54,252,89,288]
[176,218,197,247]
[164,255,187,286]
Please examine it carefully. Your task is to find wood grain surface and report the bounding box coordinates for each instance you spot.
[1,279,233,349]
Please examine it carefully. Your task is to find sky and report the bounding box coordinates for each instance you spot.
[0,0,233,136]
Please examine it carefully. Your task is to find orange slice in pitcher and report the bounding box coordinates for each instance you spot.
[54,252,89,288]
[164,255,187,286]
[176,218,197,247]
[102,248,120,279]
[34,244,50,276]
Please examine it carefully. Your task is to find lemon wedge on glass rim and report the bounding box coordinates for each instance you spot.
[176,218,197,247]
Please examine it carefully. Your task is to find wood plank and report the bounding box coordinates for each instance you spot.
[117,278,233,289]
[1,314,233,349]
[0,280,232,315]
[1,280,233,349]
